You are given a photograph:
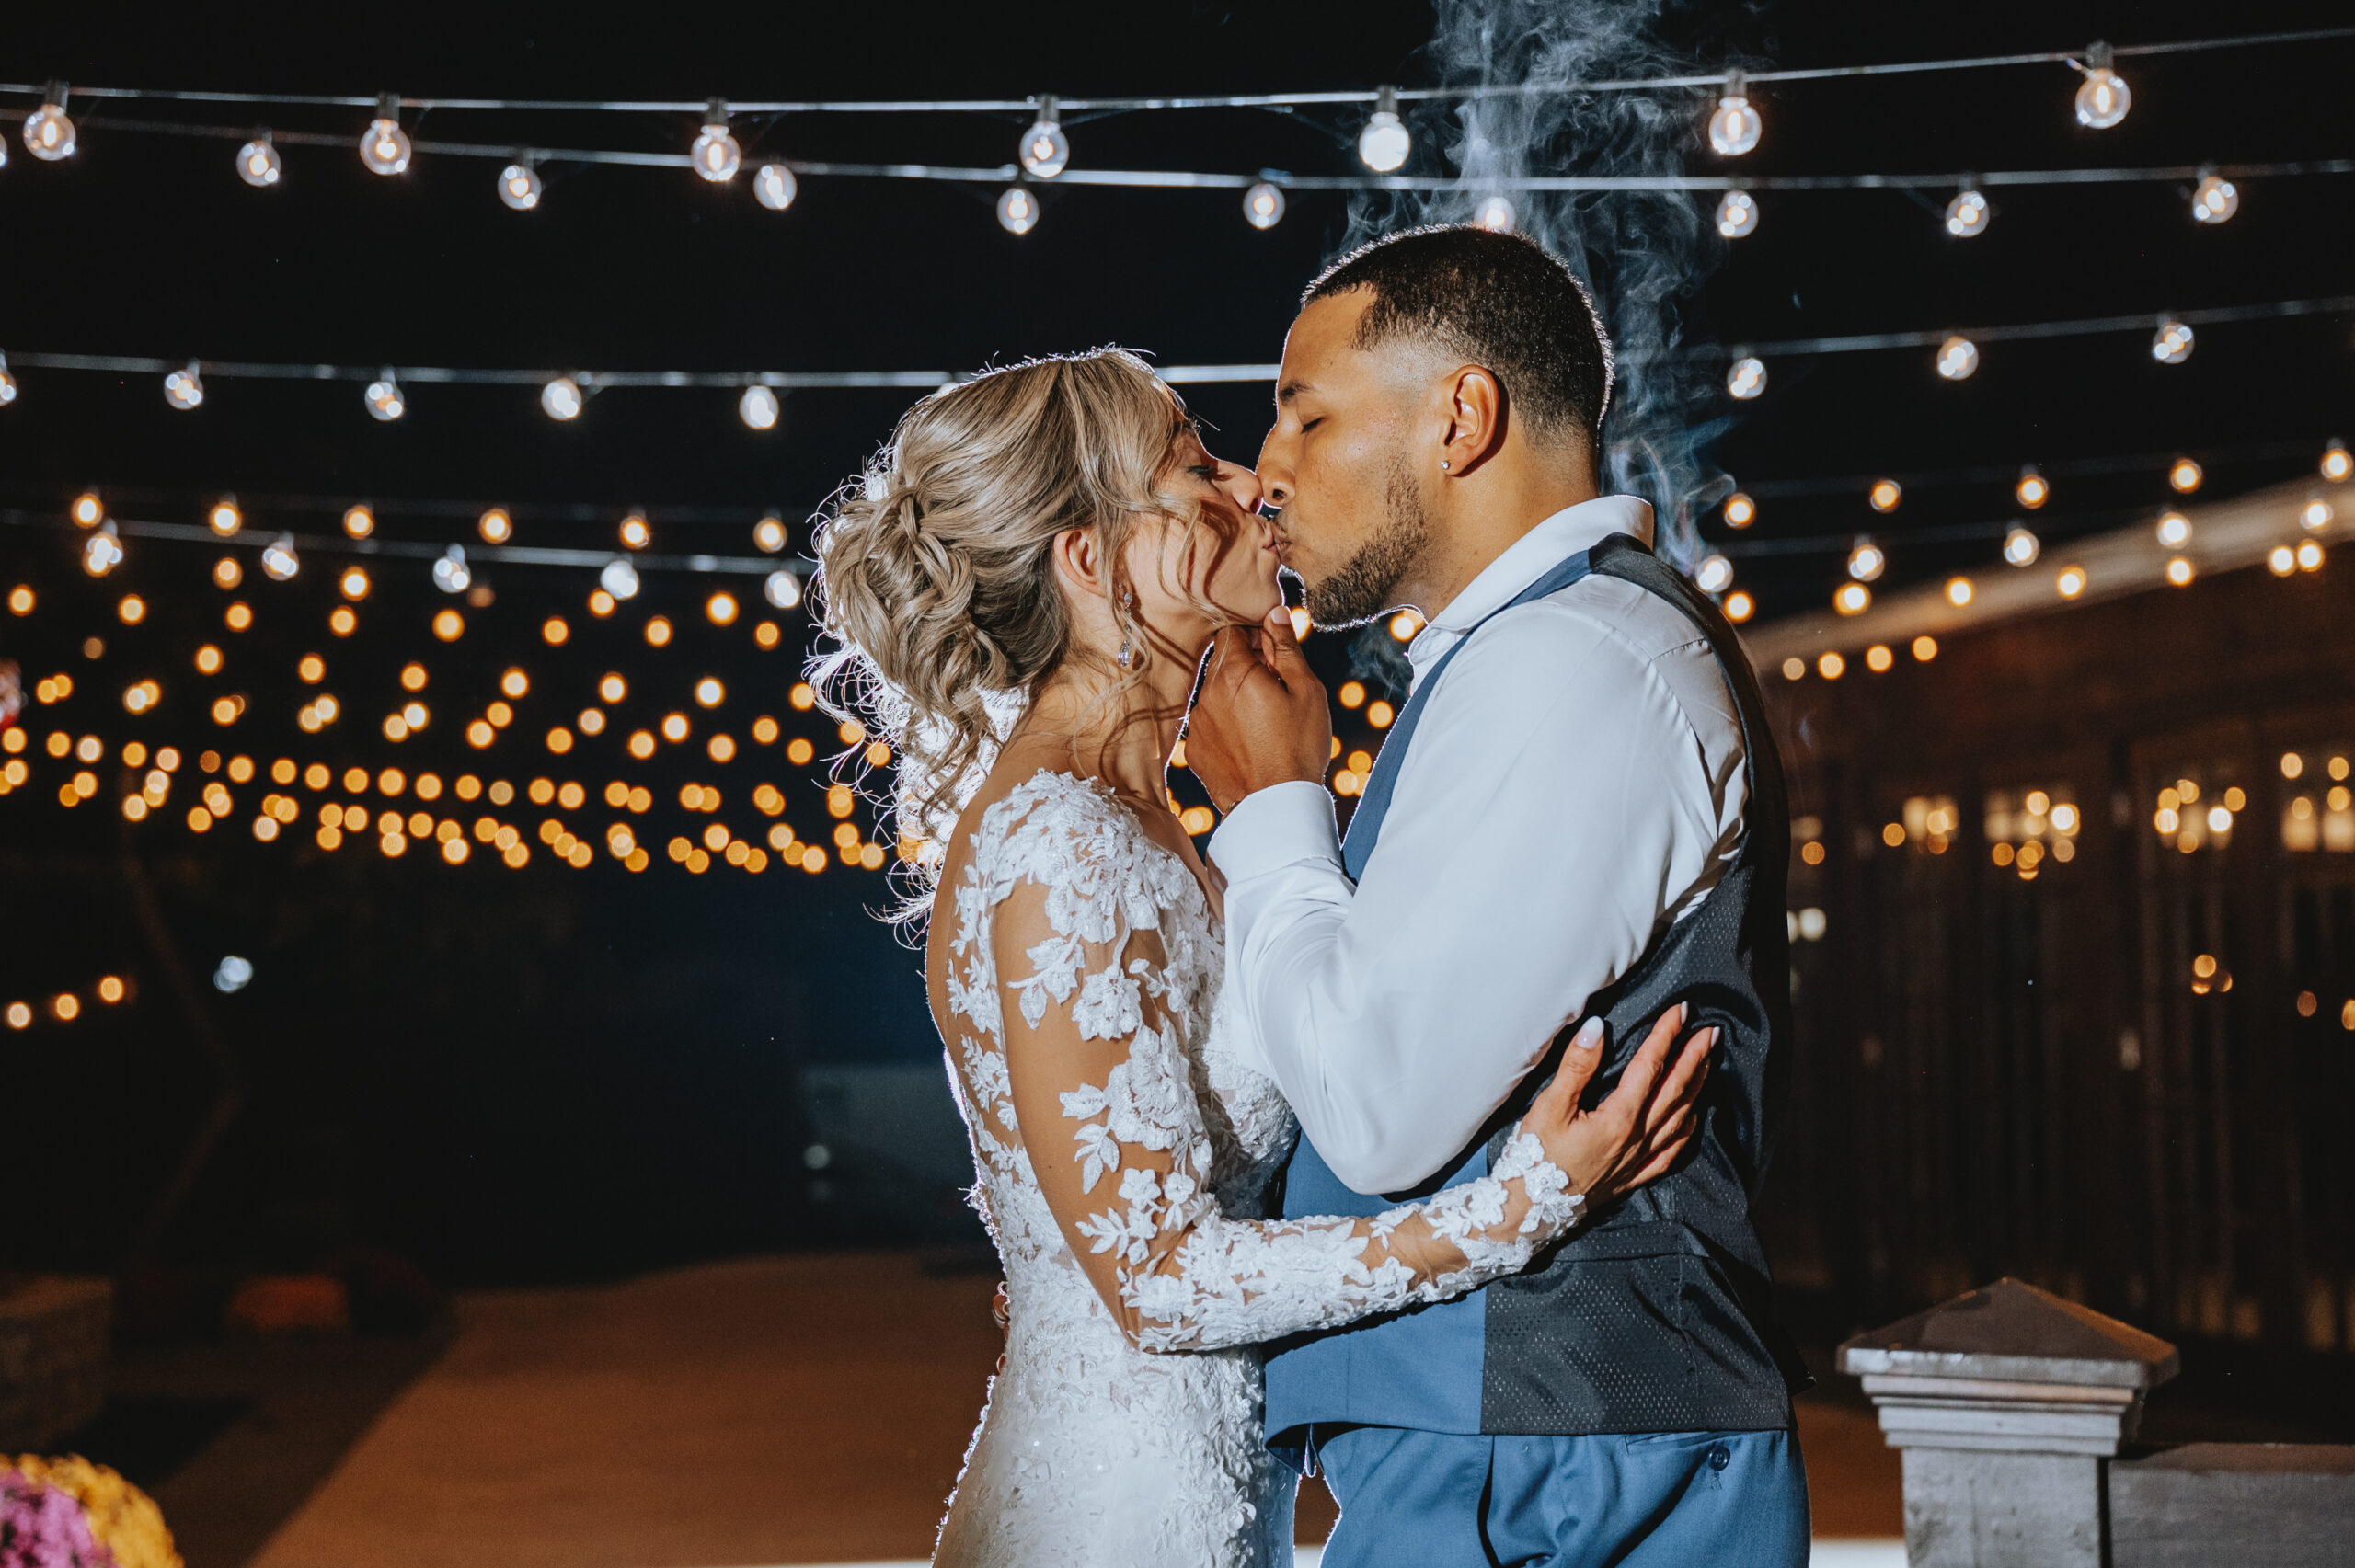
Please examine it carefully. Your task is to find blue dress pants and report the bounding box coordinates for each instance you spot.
[1312,1425,1809,1568]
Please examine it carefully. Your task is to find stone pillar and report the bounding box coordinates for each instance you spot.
[1838,1277,2178,1568]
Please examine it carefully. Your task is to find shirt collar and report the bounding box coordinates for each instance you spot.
[1404,495,1656,686]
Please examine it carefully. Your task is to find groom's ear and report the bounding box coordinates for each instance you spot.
[1438,365,1507,475]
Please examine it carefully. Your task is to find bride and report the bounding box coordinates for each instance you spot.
[810,349,1714,1567]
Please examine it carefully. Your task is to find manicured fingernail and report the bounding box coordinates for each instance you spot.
[1572,1018,1603,1050]
[1674,1001,1689,1025]
[1703,1026,1720,1048]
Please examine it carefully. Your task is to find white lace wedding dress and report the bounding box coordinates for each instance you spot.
[928,770,1587,1567]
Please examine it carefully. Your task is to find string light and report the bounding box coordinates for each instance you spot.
[478,507,513,543]
[1473,194,1516,233]
[1707,72,1762,156]
[2269,544,2298,576]
[2016,466,2050,509]
[1945,185,1989,237]
[1726,357,1765,400]
[2004,525,2041,567]
[2190,170,2239,224]
[2303,496,2334,530]
[213,556,241,589]
[72,492,104,527]
[339,564,371,600]
[23,84,75,161]
[1715,190,1757,238]
[2074,42,2131,129]
[2151,317,2195,363]
[1868,478,1902,512]
[164,361,206,410]
[764,568,802,609]
[1946,576,1974,607]
[2169,455,2203,492]
[365,369,406,420]
[207,496,243,536]
[706,591,739,626]
[1722,492,1755,528]
[1723,589,1754,623]
[1694,555,1734,594]
[1833,582,1871,615]
[1847,536,1886,582]
[1018,97,1069,178]
[2056,564,2088,598]
[2324,440,2352,482]
[691,102,741,182]
[618,512,651,549]
[361,94,411,175]
[1935,336,1979,380]
[600,557,640,599]
[996,186,1039,235]
[2155,510,2192,548]
[499,157,543,211]
[542,376,584,420]
[84,524,123,577]
[236,131,281,187]
[432,544,471,593]
[754,163,798,210]
[1244,180,1285,229]
[2296,539,2325,571]
[753,516,787,552]
[0,351,15,406]
[343,504,374,538]
[2165,555,2196,586]
[740,384,780,430]
[1359,86,1411,173]
[260,533,300,581]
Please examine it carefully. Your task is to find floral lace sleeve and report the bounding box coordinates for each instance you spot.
[979,783,1586,1354]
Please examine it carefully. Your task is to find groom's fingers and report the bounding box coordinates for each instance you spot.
[1261,603,1317,689]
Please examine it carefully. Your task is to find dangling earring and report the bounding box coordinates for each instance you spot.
[1117,587,1138,668]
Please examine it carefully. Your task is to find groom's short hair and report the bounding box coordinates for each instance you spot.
[1303,225,1613,462]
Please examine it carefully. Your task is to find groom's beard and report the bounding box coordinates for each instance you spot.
[1303,454,1431,629]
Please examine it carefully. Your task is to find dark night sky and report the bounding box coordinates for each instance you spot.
[2,0,2350,1288]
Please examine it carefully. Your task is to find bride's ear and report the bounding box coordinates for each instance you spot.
[1050,525,1111,601]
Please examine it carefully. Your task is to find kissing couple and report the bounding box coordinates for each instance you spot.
[810,224,1813,1567]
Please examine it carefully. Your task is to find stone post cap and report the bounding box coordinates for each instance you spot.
[1837,1277,2180,1391]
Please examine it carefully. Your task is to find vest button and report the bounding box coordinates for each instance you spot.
[1707,1443,1731,1471]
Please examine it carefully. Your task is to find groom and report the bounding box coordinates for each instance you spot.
[1187,225,1810,1566]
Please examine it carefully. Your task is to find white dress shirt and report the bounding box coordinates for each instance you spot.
[1207,495,1748,1196]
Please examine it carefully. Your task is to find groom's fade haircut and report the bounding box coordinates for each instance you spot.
[1303,224,1614,473]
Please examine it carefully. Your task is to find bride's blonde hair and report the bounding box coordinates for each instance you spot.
[808,349,1206,902]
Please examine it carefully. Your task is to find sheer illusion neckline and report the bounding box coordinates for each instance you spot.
[1002,767,1222,927]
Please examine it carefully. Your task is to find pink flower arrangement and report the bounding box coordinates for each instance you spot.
[0,1468,110,1568]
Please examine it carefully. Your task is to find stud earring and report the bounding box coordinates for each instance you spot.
[1439,458,1452,470]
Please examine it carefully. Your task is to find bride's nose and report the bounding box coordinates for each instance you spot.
[1213,459,1264,515]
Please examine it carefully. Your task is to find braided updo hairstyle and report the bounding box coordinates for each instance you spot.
[808,349,1202,904]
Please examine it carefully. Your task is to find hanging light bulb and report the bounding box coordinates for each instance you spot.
[1726,356,1766,400]
[339,564,372,601]
[365,368,405,421]
[2074,42,2131,130]
[1707,72,1761,157]
[2154,510,2192,549]
[72,491,104,527]
[600,556,640,600]
[2323,439,2351,483]
[1715,190,1757,238]
[0,351,16,407]
[740,384,779,430]
[1018,96,1069,178]
[764,567,802,609]
[1946,576,1975,607]
[1723,491,1755,529]
[1471,193,1516,233]
[1694,555,1734,594]
[1358,86,1411,173]
[754,162,797,211]
[24,83,75,162]
[343,504,374,539]
[1242,180,1286,230]
[499,155,543,211]
[2301,496,2333,532]
[260,533,300,581]
[996,185,1039,235]
[2150,317,2194,364]
[1935,336,1980,381]
[209,497,243,536]
[753,515,787,553]
[1847,536,1886,582]
[164,360,205,410]
[1945,185,1989,237]
[2004,524,2041,567]
[361,93,411,175]
[618,511,651,549]
[2190,169,2238,225]
[1833,582,1871,616]
[432,544,472,594]
[2269,544,2299,577]
[83,523,122,577]
[1868,478,1902,513]
[236,130,281,187]
[2297,539,2326,572]
[2169,456,2203,493]
[478,507,512,544]
[542,376,583,421]
[691,101,740,183]
[2016,466,2050,509]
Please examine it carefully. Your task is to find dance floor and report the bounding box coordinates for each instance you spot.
[237,1253,1901,1568]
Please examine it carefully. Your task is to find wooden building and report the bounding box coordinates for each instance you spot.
[1742,475,2355,1356]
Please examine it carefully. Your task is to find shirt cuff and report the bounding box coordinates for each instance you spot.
[1207,780,1343,882]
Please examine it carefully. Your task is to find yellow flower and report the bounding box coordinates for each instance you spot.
[9,1453,183,1568]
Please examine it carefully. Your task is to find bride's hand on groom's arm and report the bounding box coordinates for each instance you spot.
[1187,604,1334,813]
[1521,1002,1715,1211]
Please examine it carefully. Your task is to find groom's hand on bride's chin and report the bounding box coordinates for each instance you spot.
[1187,609,1333,813]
